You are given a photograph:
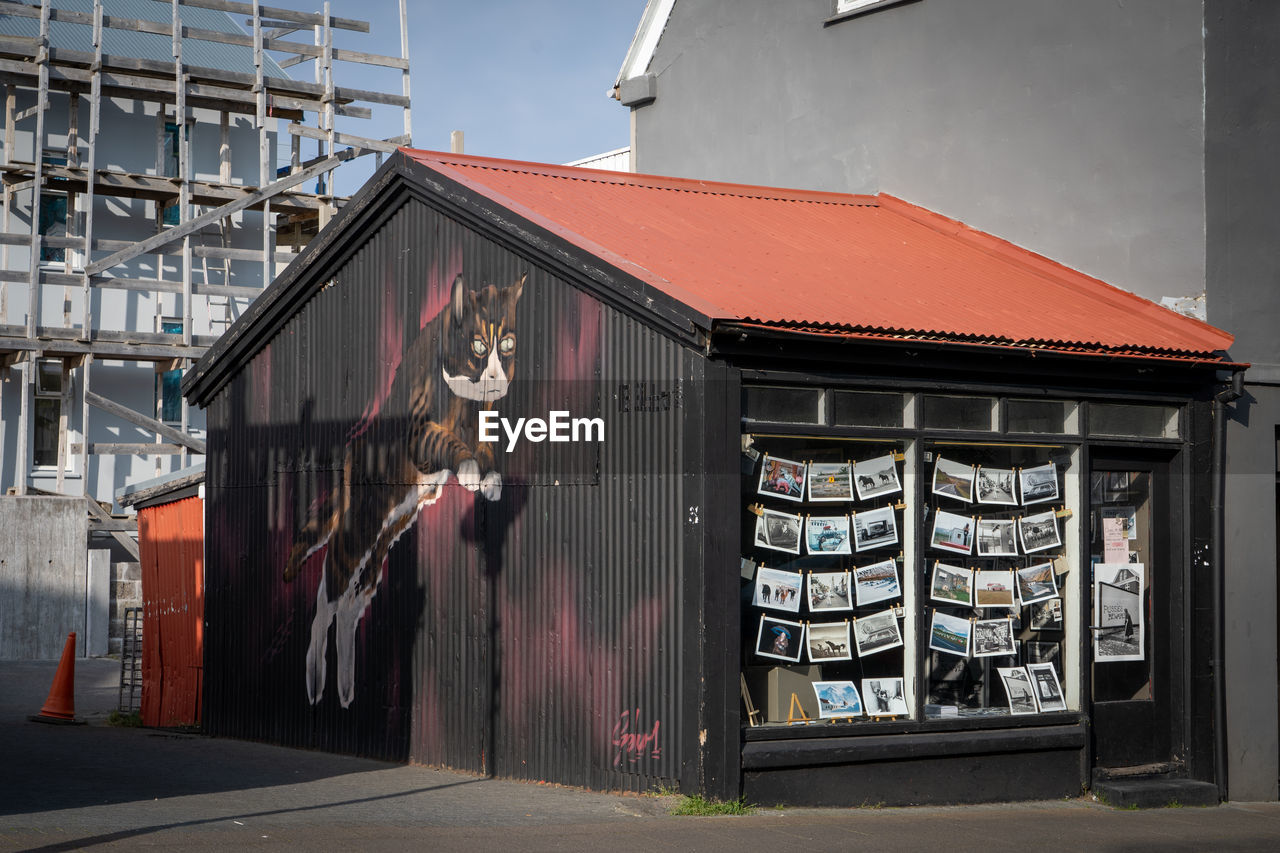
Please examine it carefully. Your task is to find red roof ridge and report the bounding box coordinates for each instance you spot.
[875,193,1233,352]
[400,147,881,207]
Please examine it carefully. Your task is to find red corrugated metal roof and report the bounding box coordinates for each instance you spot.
[401,149,1233,361]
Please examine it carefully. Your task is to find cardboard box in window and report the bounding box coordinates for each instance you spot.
[747,665,820,723]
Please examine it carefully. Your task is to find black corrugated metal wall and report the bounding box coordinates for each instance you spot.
[203,195,698,791]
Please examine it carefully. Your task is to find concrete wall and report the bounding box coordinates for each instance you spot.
[1205,1,1280,803]
[0,497,88,659]
[631,0,1206,304]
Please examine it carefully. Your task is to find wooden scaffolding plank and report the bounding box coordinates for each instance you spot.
[85,390,205,454]
[82,494,140,560]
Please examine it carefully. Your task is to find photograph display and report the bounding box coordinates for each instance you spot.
[930,509,974,555]
[1094,562,1144,662]
[757,455,808,502]
[862,677,909,716]
[1029,598,1063,631]
[755,613,806,663]
[930,563,972,605]
[754,507,803,554]
[1019,510,1062,553]
[975,466,1018,506]
[972,618,1017,658]
[997,666,1038,715]
[806,622,853,662]
[1027,662,1067,712]
[806,515,852,555]
[852,506,899,551]
[853,559,901,606]
[1015,562,1058,605]
[1019,463,1059,505]
[976,518,1018,557]
[929,610,972,657]
[853,608,904,657]
[807,571,853,612]
[932,456,975,502]
[752,567,804,612]
[808,462,855,502]
[812,681,864,718]
[974,570,1016,609]
[854,454,902,501]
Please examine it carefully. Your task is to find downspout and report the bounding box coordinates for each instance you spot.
[1211,369,1244,800]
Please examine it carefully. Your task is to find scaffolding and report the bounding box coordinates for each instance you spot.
[0,0,410,558]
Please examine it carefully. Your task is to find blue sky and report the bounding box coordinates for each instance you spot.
[312,1,646,191]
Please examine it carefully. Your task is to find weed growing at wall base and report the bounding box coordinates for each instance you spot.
[670,795,754,816]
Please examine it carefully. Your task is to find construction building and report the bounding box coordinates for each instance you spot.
[0,0,410,658]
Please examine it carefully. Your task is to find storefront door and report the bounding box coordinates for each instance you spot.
[1089,453,1177,769]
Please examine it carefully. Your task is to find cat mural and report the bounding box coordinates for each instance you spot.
[284,271,524,707]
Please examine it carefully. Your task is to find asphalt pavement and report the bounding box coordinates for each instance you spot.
[3,658,1279,852]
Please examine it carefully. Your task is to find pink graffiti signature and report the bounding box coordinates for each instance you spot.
[611,709,661,767]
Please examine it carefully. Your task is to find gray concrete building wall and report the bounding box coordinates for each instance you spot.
[1205,1,1280,803]
[631,0,1206,304]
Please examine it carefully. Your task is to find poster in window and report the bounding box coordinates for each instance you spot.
[930,509,974,555]
[752,567,804,613]
[930,563,972,606]
[1015,562,1059,606]
[757,455,807,502]
[976,518,1018,557]
[852,506,898,552]
[806,622,853,663]
[853,558,901,606]
[975,466,1018,505]
[1019,462,1059,505]
[806,515,852,555]
[929,610,972,658]
[1027,662,1067,712]
[932,456,975,502]
[862,677,909,716]
[853,454,901,501]
[753,507,803,555]
[1094,562,1144,662]
[1018,510,1062,554]
[807,461,855,502]
[807,571,853,612]
[997,666,1038,715]
[812,680,864,719]
[974,570,1016,609]
[755,613,805,663]
[972,618,1017,658]
[853,608,903,657]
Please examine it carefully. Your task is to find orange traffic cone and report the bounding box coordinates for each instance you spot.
[29,632,83,725]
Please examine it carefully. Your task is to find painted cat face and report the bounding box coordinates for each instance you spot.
[441,273,524,402]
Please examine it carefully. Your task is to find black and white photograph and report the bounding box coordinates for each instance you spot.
[1027,641,1061,669]
[853,558,901,606]
[752,567,804,612]
[806,515,852,555]
[852,506,899,551]
[1019,462,1060,505]
[862,677,909,716]
[757,455,808,502]
[853,454,902,501]
[972,618,1017,658]
[976,518,1018,557]
[1027,662,1067,712]
[1094,562,1144,662]
[997,666,1038,715]
[932,456,976,502]
[1019,510,1062,553]
[807,461,855,502]
[975,466,1018,506]
[1016,562,1059,605]
[853,608,904,657]
[806,621,853,662]
[807,571,853,612]
[754,507,803,555]
[930,509,974,555]
[1029,597,1064,631]
[812,681,864,719]
[974,570,1016,609]
[755,613,806,663]
[930,562,972,605]
[929,610,972,657]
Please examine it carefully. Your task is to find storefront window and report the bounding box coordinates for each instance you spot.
[740,385,1082,729]
[923,442,1078,717]
[742,436,915,723]
[921,395,996,431]
[743,386,823,424]
[1090,403,1178,439]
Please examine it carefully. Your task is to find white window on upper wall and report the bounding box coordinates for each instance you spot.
[833,0,911,17]
[32,358,65,469]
